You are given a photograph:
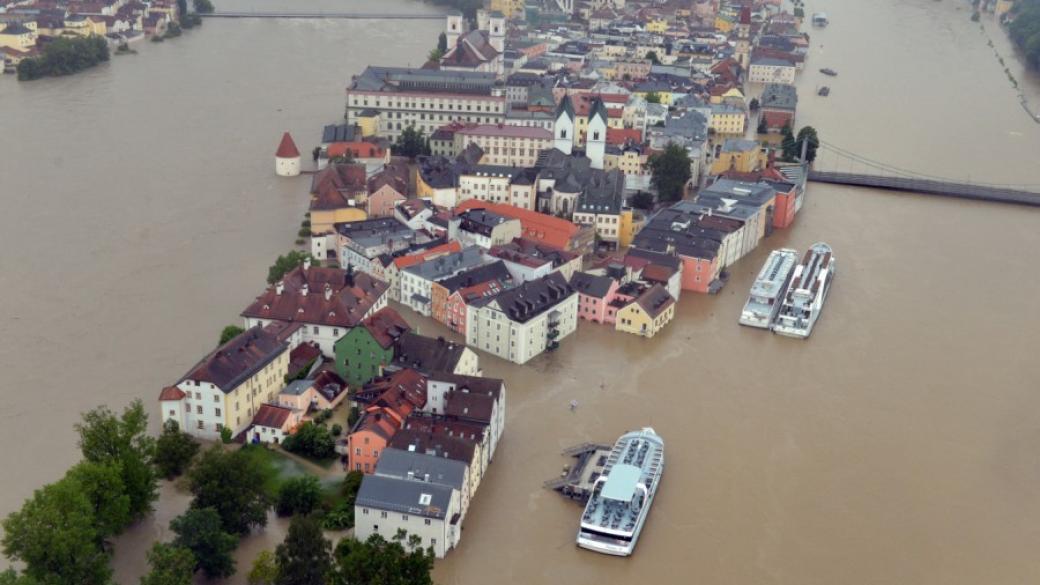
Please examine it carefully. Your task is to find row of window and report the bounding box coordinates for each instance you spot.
[348,94,503,113]
[361,508,434,526]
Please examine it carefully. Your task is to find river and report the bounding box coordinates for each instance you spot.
[2,0,1040,583]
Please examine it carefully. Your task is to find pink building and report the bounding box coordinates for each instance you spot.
[277,370,349,415]
[569,272,620,324]
[444,280,503,334]
[365,162,408,218]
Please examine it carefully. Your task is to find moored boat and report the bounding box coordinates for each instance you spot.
[739,248,799,328]
[577,427,664,556]
[771,242,836,339]
[818,86,831,96]
[820,68,838,76]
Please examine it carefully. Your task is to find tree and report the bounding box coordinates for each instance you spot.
[780,123,797,160]
[16,36,109,81]
[644,91,662,104]
[331,534,434,585]
[756,115,768,135]
[437,32,447,53]
[176,0,187,16]
[171,507,238,579]
[193,0,214,13]
[649,143,693,202]
[795,126,820,163]
[748,97,760,111]
[76,399,157,522]
[221,426,233,444]
[275,515,332,585]
[220,324,245,345]
[2,479,111,585]
[248,550,279,585]
[0,570,39,585]
[155,420,200,479]
[65,460,131,539]
[276,476,322,517]
[140,543,196,585]
[267,250,315,284]
[188,446,270,534]
[394,126,431,159]
[645,50,661,65]
[427,47,445,62]
[323,471,363,530]
[629,191,655,210]
[281,422,335,460]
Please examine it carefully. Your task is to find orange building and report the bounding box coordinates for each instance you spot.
[345,369,427,473]
[454,200,593,254]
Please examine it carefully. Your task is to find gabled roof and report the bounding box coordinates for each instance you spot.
[360,307,412,349]
[484,272,574,324]
[391,333,468,374]
[375,448,467,490]
[159,386,186,401]
[241,266,389,329]
[569,271,615,299]
[356,474,454,519]
[253,404,294,429]
[180,327,287,393]
[633,284,675,318]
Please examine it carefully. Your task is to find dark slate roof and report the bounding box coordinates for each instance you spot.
[437,260,513,294]
[589,96,609,123]
[759,83,798,111]
[486,272,574,323]
[634,283,675,318]
[321,123,357,143]
[555,94,575,120]
[569,271,615,299]
[356,474,454,519]
[349,66,497,95]
[181,327,287,393]
[458,209,515,237]
[388,427,477,465]
[375,448,467,491]
[391,333,468,374]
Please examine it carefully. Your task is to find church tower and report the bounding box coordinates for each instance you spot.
[446,12,465,47]
[586,97,607,170]
[553,96,576,155]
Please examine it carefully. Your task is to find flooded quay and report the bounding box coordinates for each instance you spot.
[2,0,1040,583]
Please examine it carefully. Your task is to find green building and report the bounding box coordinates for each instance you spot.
[334,307,411,388]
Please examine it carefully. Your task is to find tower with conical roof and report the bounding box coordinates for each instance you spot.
[275,132,301,177]
[553,96,575,155]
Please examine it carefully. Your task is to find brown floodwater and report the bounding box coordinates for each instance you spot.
[2,0,1040,583]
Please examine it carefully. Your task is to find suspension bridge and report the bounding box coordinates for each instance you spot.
[804,140,1040,207]
[199,11,445,19]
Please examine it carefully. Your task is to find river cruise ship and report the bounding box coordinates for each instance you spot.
[772,242,836,339]
[739,248,799,328]
[577,428,664,556]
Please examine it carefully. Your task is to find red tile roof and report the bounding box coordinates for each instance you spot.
[454,200,579,250]
[276,132,300,158]
[182,327,287,392]
[361,307,413,349]
[241,266,389,329]
[606,128,643,146]
[253,404,294,429]
[392,241,463,270]
[456,124,552,140]
[159,386,186,401]
[327,142,386,159]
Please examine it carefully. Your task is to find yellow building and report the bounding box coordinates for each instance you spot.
[489,0,524,18]
[0,22,37,50]
[356,111,380,138]
[616,285,676,337]
[709,139,767,175]
[709,103,746,135]
[645,18,668,33]
[159,326,290,440]
[62,15,107,37]
[605,147,647,177]
[709,87,745,106]
[714,15,734,33]
[618,208,643,248]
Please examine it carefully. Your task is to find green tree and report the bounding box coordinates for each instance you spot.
[780,123,797,160]
[748,97,760,111]
[645,50,661,65]
[76,399,157,522]
[155,419,200,479]
[220,426,233,444]
[140,543,196,585]
[275,515,332,585]
[188,446,270,534]
[220,324,246,345]
[649,143,693,202]
[644,91,662,104]
[629,191,655,210]
[267,250,316,284]
[281,422,335,460]
[248,550,279,585]
[193,0,214,13]
[322,471,363,530]
[756,115,768,134]
[428,47,445,61]
[16,36,109,81]
[795,126,820,162]
[394,126,431,159]
[0,570,39,585]
[171,507,238,579]
[2,480,111,585]
[331,533,434,585]
[437,31,448,53]
[276,476,322,517]
[66,460,132,539]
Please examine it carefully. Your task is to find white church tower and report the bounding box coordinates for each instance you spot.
[587,97,607,170]
[553,96,575,155]
[446,12,465,47]
[488,11,506,52]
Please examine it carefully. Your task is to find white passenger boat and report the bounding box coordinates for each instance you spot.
[577,427,664,556]
[739,248,799,329]
[772,242,836,339]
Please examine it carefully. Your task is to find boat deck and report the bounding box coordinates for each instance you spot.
[544,443,613,501]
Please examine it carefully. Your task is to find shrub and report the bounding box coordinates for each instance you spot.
[330,424,342,437]
[276,476,322,517]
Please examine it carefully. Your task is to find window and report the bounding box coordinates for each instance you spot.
[168,410,175,417]
[216,423,223,431]
[380,511,388,519]
[363,508,369,515]
[196,406,203,415]
[215,408,221,417]
[431,538,437,548]
[402,514,409,521]
[197,421,204,430]
[425,518,431,526]
[313,326,319,335]
[212,395,219,402]
[355,447,361,455]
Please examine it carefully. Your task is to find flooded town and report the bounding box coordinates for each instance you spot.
[2,0,1040,583]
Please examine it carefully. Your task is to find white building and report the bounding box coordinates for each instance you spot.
[466,272,578,364]
[355,475,461,558]
[453,124,552,167]
[747,57,797,85]
[400,247,489,316]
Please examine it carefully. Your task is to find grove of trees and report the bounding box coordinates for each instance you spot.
[1009,0,1040,69]
[17,36,109,81]
[649,144,693,202]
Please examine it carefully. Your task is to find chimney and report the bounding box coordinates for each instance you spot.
[324,283,333,301]
[303,256,312,270]
[301,283,309,296]
[275,281,284,295]
[424,473,430,482]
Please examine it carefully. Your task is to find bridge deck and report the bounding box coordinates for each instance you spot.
[808,171,1040,207]
[201,11,445,19]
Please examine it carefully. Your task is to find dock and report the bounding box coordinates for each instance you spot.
[543,442,612,501]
